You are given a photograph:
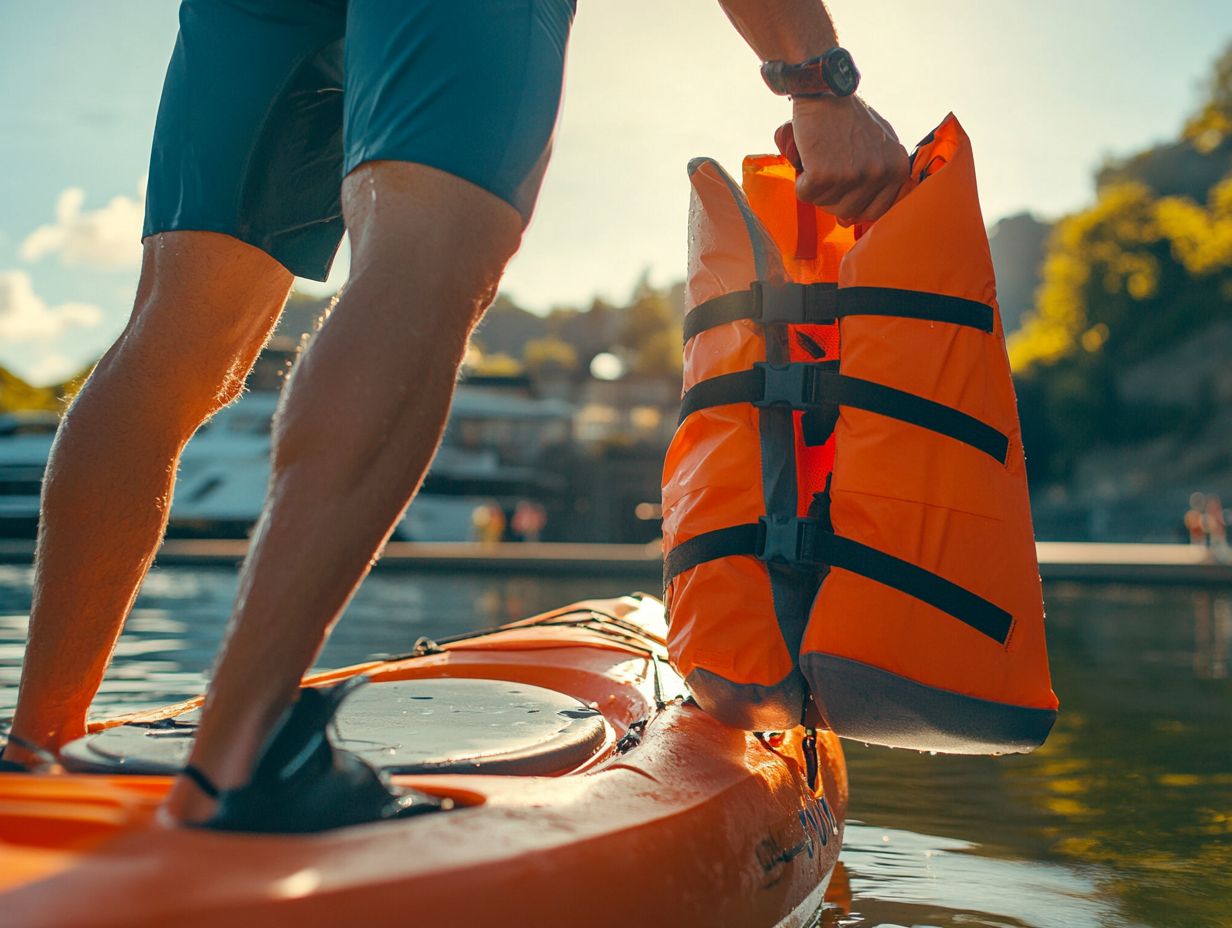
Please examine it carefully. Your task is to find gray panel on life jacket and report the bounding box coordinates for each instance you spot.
[60,679,607,777]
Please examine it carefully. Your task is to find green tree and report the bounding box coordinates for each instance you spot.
[0,367,56,413]
[631,326,683,379]
[1010,177,1232,374]
[1007,173,1232,478]
[470,352,523,377]
[1184,42,1232,151]
[522,337,579,377]
[617,284,682,379]
[1007,43,1232,482]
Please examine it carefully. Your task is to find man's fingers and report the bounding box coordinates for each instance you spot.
[842,159,912,222]
[826,185,881,226]
[859,183,902,223]
[774,122,802,170]
[797,167,897,223]
[794,167,857,217]
[795,159,870,203]
[787,95,912,222]
[794,169,839,207]
[796,145,911,222]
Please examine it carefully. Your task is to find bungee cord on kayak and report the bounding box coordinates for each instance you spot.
[3,595,854,925]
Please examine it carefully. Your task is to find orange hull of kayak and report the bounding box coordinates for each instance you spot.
[0,595,846,928]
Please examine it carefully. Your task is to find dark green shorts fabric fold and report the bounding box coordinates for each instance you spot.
[144,0,575,280]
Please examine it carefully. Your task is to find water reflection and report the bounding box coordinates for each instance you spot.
[1191,591,1231,680]
[823,825,1123,928]
[0,568,1227,928]
[840,582,1232,928]
[0,564,638,711]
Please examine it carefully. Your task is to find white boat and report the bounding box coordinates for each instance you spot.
[0,380,573,542]
[0,412,58,537]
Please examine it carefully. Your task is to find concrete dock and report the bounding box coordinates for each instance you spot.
[1,539,1230,585]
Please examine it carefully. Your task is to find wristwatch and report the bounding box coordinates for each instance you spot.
[760,47,860,99]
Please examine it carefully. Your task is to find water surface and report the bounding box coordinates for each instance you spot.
[0,566,1228,928]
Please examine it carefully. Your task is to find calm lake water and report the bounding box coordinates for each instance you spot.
[0,565,1228,928]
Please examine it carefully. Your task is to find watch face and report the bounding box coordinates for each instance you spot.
[823,49,860,97]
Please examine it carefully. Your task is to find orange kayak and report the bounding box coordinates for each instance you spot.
[0,594,846,928]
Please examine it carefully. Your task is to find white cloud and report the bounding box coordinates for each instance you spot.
[0,271,103,341]
[24,352,77,385]
[19,180,144,270]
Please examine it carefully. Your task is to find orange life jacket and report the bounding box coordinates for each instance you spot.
[662,114,1058,754]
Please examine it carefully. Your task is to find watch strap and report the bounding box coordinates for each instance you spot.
[761,47,860,98]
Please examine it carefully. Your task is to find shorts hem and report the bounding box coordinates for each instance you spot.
[343,150,532,225]
[141,221,337,282]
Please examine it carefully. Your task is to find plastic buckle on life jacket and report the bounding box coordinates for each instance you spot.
[757,514,822,565]
[752,281,809,326]
[754,362,820,410]
[751,282,837,327]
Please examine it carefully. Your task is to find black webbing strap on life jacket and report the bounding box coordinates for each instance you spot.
[676,362,837,423]
[683,283,995,343]
[832,373,1009,463]
[663,516,1013,645]
[677,362,1010,464]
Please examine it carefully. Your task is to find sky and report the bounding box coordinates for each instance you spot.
[0,1,1228,384]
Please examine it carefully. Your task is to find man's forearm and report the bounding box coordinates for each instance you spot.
[718,0,837,64]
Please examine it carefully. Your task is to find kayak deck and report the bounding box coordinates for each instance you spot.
[0,594,847,928]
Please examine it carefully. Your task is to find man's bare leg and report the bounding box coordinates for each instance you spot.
[5,233,292,765]
[166,163,523,822]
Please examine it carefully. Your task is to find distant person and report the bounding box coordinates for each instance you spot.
[512,500,547,543]
[472,503,507,546]
[1205,494,1228,560]
[3,0,908,830]
[1185,492,1208,546]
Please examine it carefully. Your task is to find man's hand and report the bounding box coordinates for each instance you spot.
[775,96,910,225]
[717,0,909,222]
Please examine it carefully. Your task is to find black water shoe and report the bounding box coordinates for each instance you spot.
[197,677,446,833]
[0,731,55,772]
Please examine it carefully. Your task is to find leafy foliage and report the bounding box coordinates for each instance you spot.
[1009,42,1232,481]
[0,367,58,413]
[0,362,91,414]
[618,283,682,379]
[1184,42,1232,150]
[1010,179,1232,372]
[522,337,579,376]
[466,278,685,384]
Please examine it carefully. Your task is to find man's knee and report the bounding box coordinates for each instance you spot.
[85,232,293,434]
[71,334,234,446]
[342,161,523,312]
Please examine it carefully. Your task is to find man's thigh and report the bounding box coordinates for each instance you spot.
[144,0,348,283]
[343,0,576,227]
[145,0,575,291]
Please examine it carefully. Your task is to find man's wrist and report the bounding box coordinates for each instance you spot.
[762,46,860,99]
[792,93,853,112]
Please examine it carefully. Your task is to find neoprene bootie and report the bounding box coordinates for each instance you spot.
[199,677,445,833]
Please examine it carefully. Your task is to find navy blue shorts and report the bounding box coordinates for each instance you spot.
[144,0,576,281]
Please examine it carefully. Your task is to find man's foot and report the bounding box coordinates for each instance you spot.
[0,731,58,772]
[193,678,447,834]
